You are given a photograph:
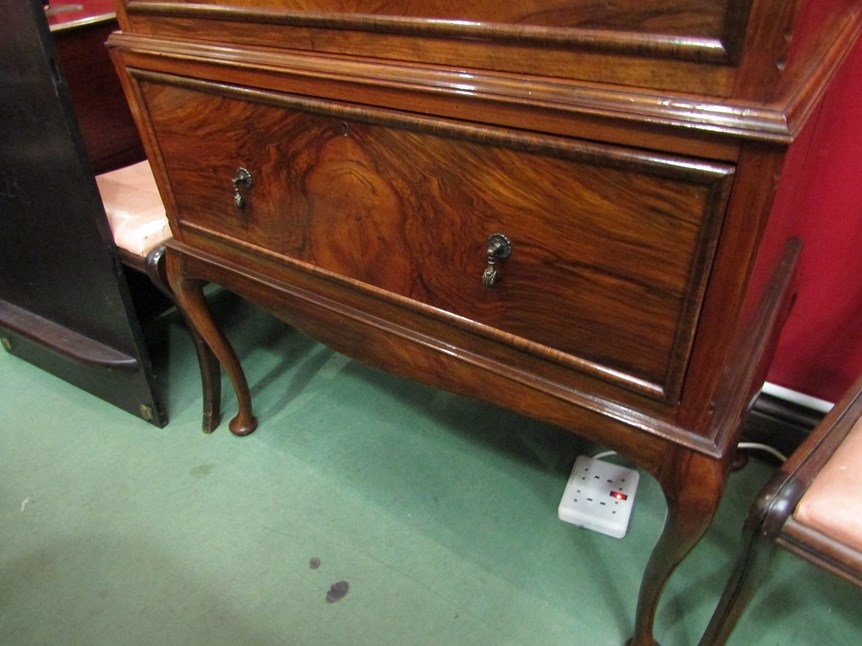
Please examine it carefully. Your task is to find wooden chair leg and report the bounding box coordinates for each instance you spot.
[699,527,777,645]
[143,244,171,297]
[145,245,222,433]
[190,328,223,434]
[166,247,257,436]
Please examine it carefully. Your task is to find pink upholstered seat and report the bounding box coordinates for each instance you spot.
[795,415,862,552]
[96,160,170,258]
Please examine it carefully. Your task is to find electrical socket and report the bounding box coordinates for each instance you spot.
[558,455,640,539]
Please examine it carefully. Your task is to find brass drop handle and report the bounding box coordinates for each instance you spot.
[232,167,253,209]
[482,233,512,288]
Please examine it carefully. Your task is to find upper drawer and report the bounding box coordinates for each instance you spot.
[134,73,733,403]
[114,0,810,97]
[120,0,737,37]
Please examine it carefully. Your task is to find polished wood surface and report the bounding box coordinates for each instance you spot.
[111,0,825,96]
[107,1,862,643]
[50,6,144,173]
[136,75,733,402]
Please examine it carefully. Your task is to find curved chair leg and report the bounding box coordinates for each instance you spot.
[699,529,776,645]
[145,245,222,433]
[143,244,172,297]
[165,247,257,436]
[628,448,726,646]
[699,466,792,645]
[190,327,223,434]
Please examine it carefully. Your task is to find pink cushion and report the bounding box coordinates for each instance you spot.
[795,415,862,552]
[96,161,171,257]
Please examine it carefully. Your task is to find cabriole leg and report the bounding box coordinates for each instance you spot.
[628,449,726,646]
[166,248,257,436]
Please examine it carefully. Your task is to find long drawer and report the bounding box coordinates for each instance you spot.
[113,0,802,98]
[136,74,734,403]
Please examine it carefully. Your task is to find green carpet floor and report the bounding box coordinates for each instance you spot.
[1,294,859,645]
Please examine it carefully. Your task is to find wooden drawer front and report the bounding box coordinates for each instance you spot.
[124,0,734,37]
[116,0,767,96]
[138,76,733,402]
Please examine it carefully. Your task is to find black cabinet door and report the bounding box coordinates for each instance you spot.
[0,0,165,426]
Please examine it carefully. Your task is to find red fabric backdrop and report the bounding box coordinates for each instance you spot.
[767,36,862,402]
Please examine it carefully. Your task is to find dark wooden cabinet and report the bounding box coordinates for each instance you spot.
[49,2,144,174]
[0,0,163,426]
[107,1,862,642]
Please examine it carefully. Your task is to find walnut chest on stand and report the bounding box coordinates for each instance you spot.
[107,2,862,643]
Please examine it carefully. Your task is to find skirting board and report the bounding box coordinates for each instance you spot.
[743,382,834,460]
[761,382,834,414]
